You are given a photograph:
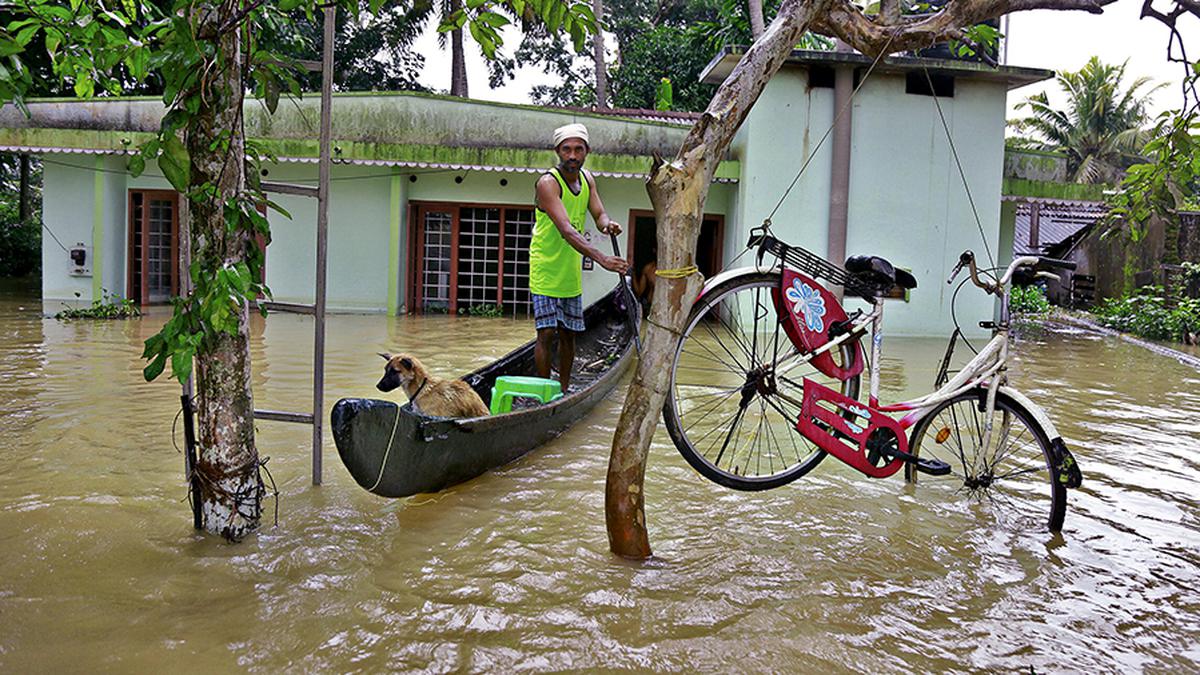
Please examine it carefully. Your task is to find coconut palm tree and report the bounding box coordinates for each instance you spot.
[1012,56,1163,184]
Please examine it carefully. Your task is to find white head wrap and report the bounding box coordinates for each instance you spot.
[552,123,589,148]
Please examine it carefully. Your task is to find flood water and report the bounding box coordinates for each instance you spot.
[2,277,1198,672]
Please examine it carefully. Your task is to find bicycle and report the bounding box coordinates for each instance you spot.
[663,228,1084,532]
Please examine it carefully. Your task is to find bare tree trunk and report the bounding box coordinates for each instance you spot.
[605,0,834,559]
[450,0,469,98]
[188,4,259,541]
[748,0,766,38]
[592,0,609,108]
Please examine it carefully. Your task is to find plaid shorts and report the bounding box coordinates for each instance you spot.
[533,293,585,332]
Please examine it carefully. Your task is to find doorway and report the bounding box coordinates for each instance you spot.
[626,210,725,292]
[127,190,180,304]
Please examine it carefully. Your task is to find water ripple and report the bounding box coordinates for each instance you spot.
[1,284,1198,672]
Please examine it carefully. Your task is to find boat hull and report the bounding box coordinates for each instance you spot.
[332,288,635,497]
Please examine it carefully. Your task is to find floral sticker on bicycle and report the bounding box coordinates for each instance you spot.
[785,279,826,332]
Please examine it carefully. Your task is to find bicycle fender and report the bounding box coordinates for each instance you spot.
[998,386,1059,440]
[1000,386,1082,489]
[774,269,863,381]
[695,266,773,303]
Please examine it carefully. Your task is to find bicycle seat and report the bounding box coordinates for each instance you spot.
[845,255,917,292]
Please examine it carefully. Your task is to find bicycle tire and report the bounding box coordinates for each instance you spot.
[906,388,1067,532]
[663,270,861,491]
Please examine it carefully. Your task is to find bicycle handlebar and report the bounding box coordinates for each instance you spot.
[952,251,1076,294]
[1036,256,1077,271]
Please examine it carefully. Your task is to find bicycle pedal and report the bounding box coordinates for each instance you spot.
[915,458,951,476]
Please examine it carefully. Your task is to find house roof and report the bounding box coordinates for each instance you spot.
[700,47,1054,89]
[0,92,740,182]
[1013,202,1106,257]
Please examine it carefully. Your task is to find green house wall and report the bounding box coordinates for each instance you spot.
[39,152,738,314]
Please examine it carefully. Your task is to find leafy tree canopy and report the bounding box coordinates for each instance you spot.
[1010,56,1162,184]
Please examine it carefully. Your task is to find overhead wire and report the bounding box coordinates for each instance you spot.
[764,33,897,225]
[921,65,996,271]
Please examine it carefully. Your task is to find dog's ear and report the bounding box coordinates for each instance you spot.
[400,357,413,370]
[378,352,391,361]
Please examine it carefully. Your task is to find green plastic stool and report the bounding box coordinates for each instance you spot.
[490,375,564,415]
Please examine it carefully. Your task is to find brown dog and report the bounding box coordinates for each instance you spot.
[376,352,490,418]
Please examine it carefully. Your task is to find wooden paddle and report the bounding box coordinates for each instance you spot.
[609,232,642,353]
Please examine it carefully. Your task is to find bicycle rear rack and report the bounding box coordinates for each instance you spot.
[754,234,876,300]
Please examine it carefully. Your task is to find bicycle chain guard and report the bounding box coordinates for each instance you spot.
[797,379,906,479]
[772,269,863,381]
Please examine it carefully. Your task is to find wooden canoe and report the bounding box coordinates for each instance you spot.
[331,286,637,498]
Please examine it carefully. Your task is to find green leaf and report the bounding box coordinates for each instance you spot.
[0,36,23,58]
[280,0,304,10]
[264,74,281,114]
[14,25,39,47]
[170,348,193,381]
[73,77,94,98]
[141,333,164,359]
[143,351,167,382]
[159,132,191,193]
[127,153,145,177]
[477,11,510,27]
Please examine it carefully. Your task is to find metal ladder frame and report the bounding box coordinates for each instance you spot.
[181,6,336,496]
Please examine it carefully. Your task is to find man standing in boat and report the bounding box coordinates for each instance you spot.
[531,123,629,392]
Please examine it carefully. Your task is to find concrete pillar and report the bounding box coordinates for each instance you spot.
[828,65,853,281]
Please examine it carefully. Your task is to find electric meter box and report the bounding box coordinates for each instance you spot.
[68,244,92,277]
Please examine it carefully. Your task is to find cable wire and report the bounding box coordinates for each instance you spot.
[921,65,996,270]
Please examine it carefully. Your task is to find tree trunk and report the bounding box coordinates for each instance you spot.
[605,0,834,559]
[748,0,766,38]
[592,0,609,108]
[450,0,469,98]
[18,154,29,223]
[879,0,900,24]
[188,3,259,541]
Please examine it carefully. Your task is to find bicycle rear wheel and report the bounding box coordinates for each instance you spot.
[663,270,860,491]
[906,389,1067,531]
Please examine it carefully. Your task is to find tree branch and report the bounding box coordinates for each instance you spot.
[811,0,1119,58]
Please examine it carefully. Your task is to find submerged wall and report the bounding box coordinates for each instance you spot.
[36,152,738,315]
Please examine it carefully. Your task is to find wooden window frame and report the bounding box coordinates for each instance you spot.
[126,189,180,306]
[407,201,535,315]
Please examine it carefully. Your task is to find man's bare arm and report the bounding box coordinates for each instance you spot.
[584,172,621,236]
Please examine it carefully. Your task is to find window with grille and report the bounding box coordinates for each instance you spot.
[420,211,454,312]
[411,203,535,315]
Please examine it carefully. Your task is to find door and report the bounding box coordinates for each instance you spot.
[127,190,180,305]
[413,205,457,313]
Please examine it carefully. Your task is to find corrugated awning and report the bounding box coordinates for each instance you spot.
[2,144,739,183]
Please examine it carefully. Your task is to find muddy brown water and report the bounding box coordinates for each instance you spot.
[2,278,1198,672]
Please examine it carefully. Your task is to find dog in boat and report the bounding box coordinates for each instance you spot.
[376,352,489,418]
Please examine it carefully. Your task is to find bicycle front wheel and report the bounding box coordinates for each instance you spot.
[663,270,861,491]
[906,389,1067,532]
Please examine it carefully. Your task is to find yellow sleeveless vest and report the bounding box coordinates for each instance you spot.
[530,168,590,297]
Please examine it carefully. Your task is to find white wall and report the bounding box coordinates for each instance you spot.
[733,67,1008,337]
[41,155,127,306]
